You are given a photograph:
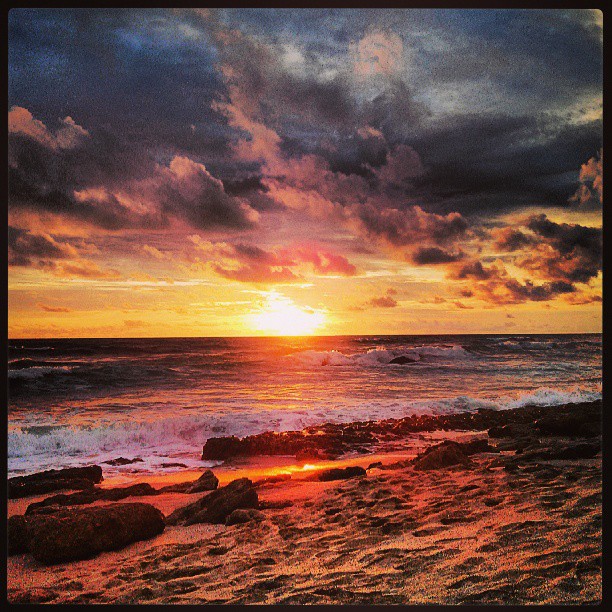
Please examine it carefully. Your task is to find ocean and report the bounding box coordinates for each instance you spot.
[8,334,602,478]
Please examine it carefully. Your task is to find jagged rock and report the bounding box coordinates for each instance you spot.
[388,355,418,365]
[412,441,471,471]
[157,470,219,494]
[318,466,366,481]
[225,508,265,526]
[9,503,165,564]
[25,483,158,514]
[8,466,103,499]
[166,478,258,526]
[535,414,600,437]
[103,457,144,466]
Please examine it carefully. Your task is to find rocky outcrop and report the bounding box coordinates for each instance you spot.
[103,457,144,466]
[200,401,601,461]
[412,441,471,471]
[25,483,158,514]
[201,426,377,461]
[388,355,418,365]
[9,503,165,564]
[157,470,219,494]
[166,478,258,526]
[318,466,367,481]
[8,466,103,499]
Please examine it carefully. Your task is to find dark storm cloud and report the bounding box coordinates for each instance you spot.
[410,247,464,265]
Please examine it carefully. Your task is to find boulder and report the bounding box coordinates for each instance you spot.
[516,441,601,462]
[535,414,599,437]
[225,508,265,526]
[157,470,219,494]
[318,466,366,481]
[9,503,165,564]
[8,466,103,499]
[103,457,144,466]
[388,355,418,365]
[166,478,258,526]
[412,441,471,471]
[25,483,159,514]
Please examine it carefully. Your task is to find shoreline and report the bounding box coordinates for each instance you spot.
[7,400,602,604]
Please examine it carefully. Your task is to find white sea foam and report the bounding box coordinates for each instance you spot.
[291,345,471,367]
[7,385,601,478]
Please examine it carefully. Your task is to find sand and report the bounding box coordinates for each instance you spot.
[7,428,602,604]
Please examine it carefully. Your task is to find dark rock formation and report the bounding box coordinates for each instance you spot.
[25,483,158,514]
[157,470,219,494]
[225,508,265,526]
[318,466,367,481]
[166,478,258,526]
[412,441,471,471]
[103,457,144,466]
[8,466,103,499]
[9,503,165,564]
[388,355,418,365]
[200,400,601,461]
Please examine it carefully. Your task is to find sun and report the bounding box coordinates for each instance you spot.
[247,292,326,336]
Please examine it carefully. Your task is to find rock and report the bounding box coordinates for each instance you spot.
[166,478,258,526]
[488,424,534,439]
[8,515,30,555]
[186,470,220,493]
[9,503,165,564]
[535,414,598,437]
[8,466,103,499]
[25,483,159,514]
[157,470,219,494]
[160,462,188,469]
[412,441,471,471]
[388,355,418,365]
[460,438,497,455]
[367,461,383,470]
[225,508,265,526]
[577,421,601,438]
[517,441,601,462]
[318,466,366,481]
[201,436,244,460]
[103,457,144,466]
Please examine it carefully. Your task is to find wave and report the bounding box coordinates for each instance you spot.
[8,385,600,477]
[291,345,472,367]
[8,365,77,380]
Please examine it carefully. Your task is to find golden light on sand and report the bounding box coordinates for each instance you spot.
[248,292,326,336]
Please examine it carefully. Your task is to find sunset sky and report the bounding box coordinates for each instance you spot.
[8,8,602,338]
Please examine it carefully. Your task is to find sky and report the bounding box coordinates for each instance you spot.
[8,8,603,338]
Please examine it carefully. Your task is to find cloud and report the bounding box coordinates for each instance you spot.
[188,238,357,284]
[38,304,72,313]
[570,148,602,208]
[520,214,602,284]
[368,295,398,308]
[411,246,464,265]
[8,106,89,151]
[352,30,404,78]
[8,226,78,266]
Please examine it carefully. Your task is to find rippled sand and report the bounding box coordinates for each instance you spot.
[7,428,601,605]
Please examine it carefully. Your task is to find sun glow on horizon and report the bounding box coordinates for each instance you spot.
[247,292,327,336]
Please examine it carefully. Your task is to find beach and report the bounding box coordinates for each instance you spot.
[7,400,602,605]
